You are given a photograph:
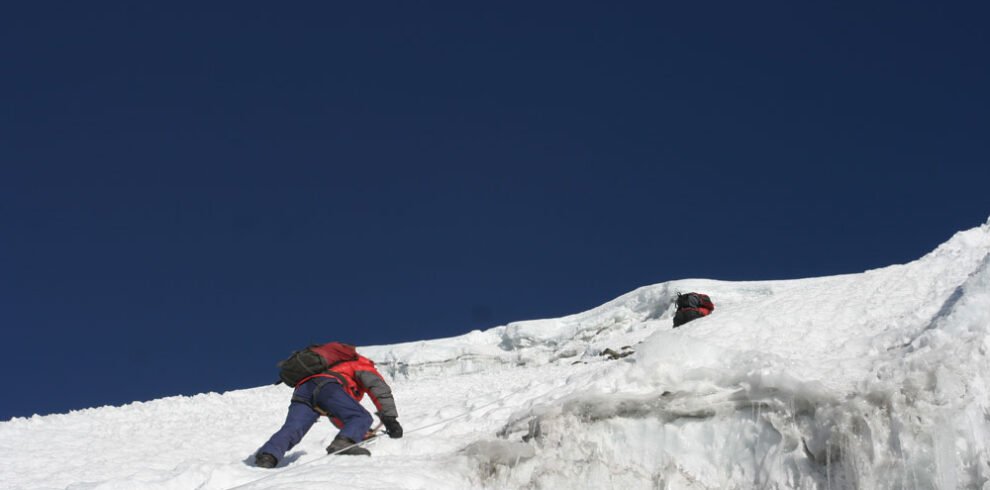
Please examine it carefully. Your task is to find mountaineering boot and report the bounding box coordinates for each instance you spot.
[326,434,371,456]
[255,452,277,468]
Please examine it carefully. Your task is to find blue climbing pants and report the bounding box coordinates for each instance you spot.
[257,378,373,461]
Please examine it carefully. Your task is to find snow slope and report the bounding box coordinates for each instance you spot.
[3,219,990,489]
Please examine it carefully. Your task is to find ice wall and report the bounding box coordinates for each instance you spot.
[464,221,990,489]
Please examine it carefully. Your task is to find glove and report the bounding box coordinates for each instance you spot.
[381,416,403,439]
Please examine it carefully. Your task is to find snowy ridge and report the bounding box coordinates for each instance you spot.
[2,219,990,489]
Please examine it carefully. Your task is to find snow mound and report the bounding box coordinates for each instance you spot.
[3,219,990,489]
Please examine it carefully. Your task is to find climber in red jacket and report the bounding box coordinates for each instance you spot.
[254,342,402,468]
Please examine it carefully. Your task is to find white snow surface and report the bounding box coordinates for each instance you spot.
[4,219,990,489]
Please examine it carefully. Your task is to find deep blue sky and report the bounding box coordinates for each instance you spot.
[2,2,988,420]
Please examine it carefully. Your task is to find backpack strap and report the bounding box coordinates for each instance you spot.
[291,372,349,415]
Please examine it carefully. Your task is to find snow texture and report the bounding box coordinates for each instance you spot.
[3,218,990,489]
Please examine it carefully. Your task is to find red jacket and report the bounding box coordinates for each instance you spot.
[299,355,398,419]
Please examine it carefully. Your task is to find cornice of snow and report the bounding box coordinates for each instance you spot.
[364,221,990,383]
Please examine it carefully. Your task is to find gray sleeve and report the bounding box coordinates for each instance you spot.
[354,370,398,418]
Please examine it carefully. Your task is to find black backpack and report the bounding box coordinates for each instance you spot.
[675,292,715,311]
[672,292,715,328]
[277,342,358,387]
